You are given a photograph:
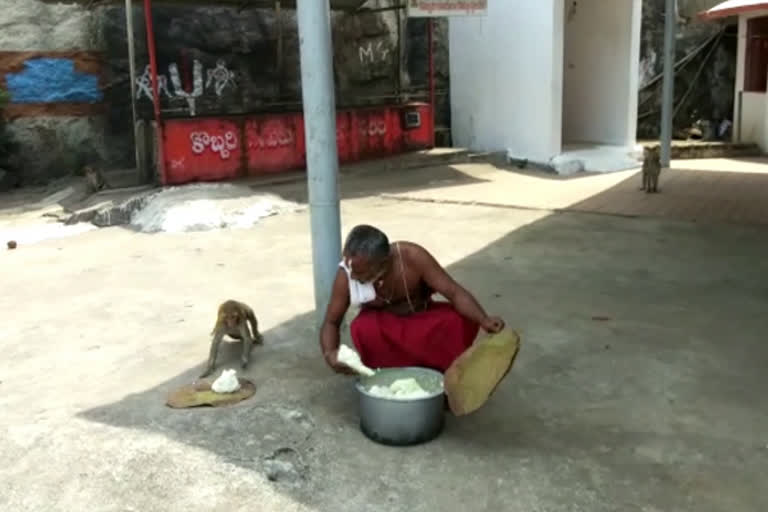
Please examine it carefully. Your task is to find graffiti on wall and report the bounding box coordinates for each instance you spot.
[358,40,391,65]
[175,114,390,166]
[252,126,295,149]
[162,104,432,182]
[360,118,387,137]
[136,59,236,116]
[4,58,103,103]
[206,60,237,97]
[169,61,204,115]
[136,65,172,100]
[190,130,238,159]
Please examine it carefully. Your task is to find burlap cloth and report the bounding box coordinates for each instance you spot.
[444,329,521,416]
[166,377,256,408]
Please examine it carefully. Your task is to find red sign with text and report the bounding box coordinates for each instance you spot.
[161,103,432,185]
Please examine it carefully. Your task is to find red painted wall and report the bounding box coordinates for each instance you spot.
[245,114,305,174]
[161,103,432,185]
[164,118,243,183]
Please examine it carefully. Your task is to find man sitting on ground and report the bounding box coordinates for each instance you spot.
[320,226,514,409]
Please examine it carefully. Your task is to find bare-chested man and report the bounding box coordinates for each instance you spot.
[320,224,506,376]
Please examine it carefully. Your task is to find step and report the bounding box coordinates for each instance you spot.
[639,140,762,160]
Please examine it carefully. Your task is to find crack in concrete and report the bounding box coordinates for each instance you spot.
[378,193,643,220]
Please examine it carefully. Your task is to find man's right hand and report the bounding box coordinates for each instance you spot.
[481,315,505,334]
[323,349,357,375]
[320,269,355,375]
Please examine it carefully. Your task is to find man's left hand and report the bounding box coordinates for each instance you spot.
[481,316,505,333]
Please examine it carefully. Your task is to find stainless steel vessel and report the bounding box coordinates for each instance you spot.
[355,367,445,446]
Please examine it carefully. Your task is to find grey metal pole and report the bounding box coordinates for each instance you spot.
[124,0,145,181]
[296,0,342,326]
[660,0,676,167]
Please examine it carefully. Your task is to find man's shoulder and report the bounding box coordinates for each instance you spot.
[394,241,427,255]
[394,241,437,267]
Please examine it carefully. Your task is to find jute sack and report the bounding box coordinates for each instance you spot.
[444,329,521,416]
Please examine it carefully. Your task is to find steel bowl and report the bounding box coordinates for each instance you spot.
[355,367,445,446]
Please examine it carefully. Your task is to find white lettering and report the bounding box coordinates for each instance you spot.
[189,130,238,160]
[360,119,387,137]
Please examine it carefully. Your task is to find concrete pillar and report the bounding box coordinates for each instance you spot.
[125,0,146,182]
[296,0,342,326]
[660,0,676,167]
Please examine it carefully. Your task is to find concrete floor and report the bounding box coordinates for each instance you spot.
[1,165,768,511]
[382,157,768,226]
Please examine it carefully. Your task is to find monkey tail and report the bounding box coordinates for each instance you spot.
[246,310,261,342]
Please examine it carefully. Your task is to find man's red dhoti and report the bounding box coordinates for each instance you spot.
[350,302,479,372]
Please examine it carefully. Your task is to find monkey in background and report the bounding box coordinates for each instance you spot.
[201,300,264,378]
[83,164,108,193]
[640,145,662,194]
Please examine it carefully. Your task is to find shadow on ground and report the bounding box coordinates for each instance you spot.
[78,208,768,511]
[250,163,490,204]
[566,164,768,225]
[500,163,611,181]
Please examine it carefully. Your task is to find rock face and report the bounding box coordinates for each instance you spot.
[0,0,112,184]
[1,0,449,184]
[0,0,97,51]
[98,2,450,159]
[7,117,107,181]
[638,0,737,139]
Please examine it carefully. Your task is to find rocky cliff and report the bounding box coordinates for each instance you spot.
[99,2,449,154]
[0,0,108,185]
[638,0,737,139]
[1,0,449,185]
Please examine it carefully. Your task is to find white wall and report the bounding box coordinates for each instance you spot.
[562,0,641,146]
[740,92,766,149]
[735,10,768,148]
[449,0,564,163]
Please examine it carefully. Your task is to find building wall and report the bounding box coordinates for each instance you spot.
[735,10,768,151]
[103,2,449,150]
[739,92,765,148]
[562,0,641,146]
[448,0,564,163]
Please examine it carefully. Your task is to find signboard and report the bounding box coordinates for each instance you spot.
[407,0,487,17]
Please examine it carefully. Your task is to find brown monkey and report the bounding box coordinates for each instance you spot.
[640,145,662,194]
[83,165,108,193]
[201,300,264,378]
